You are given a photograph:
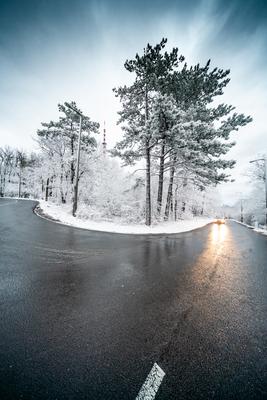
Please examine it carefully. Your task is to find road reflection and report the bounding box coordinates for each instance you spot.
[191,222,230,288]
[211,223,227,243]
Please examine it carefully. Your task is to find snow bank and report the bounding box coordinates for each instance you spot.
[2,196,35,201]
[232,219,267,236]
[37,200,212,235]
[254,227,267,236]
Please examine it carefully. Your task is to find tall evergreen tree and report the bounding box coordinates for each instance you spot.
[37,101,99,203]
[113,39,184,225]
[163,101,252,219]
[114,39,252,224]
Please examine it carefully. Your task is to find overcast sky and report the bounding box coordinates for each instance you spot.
[0,0,266,204]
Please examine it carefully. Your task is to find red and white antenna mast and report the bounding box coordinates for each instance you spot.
[102,121,107,156]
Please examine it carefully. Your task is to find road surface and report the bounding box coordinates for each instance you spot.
[0,199,266,399]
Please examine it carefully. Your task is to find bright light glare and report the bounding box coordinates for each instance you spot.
[211,223,227,243]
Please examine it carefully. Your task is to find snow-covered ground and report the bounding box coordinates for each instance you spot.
[254,227,267,235]
[37,200,212,235]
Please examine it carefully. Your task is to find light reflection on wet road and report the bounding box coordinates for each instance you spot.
[211,222,227,242]
[0,199,266,399]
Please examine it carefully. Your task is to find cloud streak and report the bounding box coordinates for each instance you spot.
[0,0,266,203]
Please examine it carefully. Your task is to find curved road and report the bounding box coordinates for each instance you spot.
[0,199,266,399]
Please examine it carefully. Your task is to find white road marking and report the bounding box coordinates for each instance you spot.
[136,363,165,400]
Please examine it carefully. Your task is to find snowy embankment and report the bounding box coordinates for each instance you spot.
[36,200,212,235]
[254,227,267,235]
[232,219,267,236]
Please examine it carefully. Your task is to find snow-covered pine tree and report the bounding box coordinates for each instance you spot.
[147,94,187,217]
[160,62,252,219]
[36,102,99,204]
[113,38,184,225]
[59,102,99,185]
[0,147,15,197]
[153,60,230,216]
[247,157,265,183]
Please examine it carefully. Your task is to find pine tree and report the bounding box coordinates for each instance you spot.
[160,62,252,219]
[113,39,184,225]
[37,101,99,204]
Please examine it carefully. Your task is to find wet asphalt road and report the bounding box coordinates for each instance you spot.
[0,199,266,400]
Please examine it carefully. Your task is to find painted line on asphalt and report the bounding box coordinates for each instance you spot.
[136,363,165,400]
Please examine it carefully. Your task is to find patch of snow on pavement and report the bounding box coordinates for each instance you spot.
[38,201,212,235]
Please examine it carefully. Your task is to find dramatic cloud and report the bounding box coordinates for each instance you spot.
[0,0,266,203]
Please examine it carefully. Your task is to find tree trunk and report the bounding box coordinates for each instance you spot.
[0,178,3,197]
[60,162,66,204]
[164,164,175,220]
[174,186,178,221]
[156,142,165,216]
[181,178,187,215]
[18,170,22,198]
[41,179,44,196]
[174,199,178,221]
[61,192,66,204]
[1,176,6,197]
[70,133,75,185]
[201,193,205,215]
[145,141,151,226]
[144,83,151,226]
[45,178,50,201]
[49,177,53,197]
